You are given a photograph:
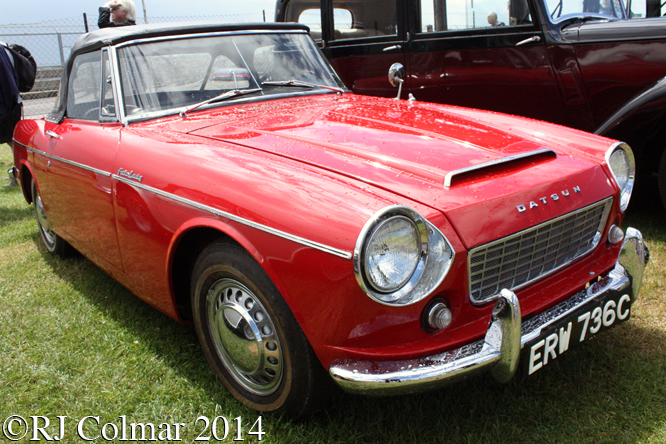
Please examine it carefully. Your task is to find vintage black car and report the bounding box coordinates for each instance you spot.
[276,0,666,208]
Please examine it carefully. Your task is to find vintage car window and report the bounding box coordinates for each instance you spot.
[628,0,666,17]
[628,0,647,16]
[116,33,342,118]
[119,50,212,114]
[299,8,323,39]
[297,8,353,39]
[419,0,532,32]
[331,0,396,40]
[545,0,625,21]
[66,50,102,120]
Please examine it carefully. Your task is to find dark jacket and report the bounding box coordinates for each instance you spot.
[0,46,19,118]
[0,45,21,143]
[98,7,136,28]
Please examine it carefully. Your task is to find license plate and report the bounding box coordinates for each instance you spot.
[524,291,632,376]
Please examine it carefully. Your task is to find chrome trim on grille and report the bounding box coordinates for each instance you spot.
[112,175,353,260]
[444,149,556,188]
[468,198,613,305]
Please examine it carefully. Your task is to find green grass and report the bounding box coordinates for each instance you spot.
[1,142,665,443]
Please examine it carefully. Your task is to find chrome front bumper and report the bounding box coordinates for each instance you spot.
[330,227,649,395]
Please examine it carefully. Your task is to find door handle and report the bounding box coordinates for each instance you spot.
[516,36,541,46]
[383,45,402,52]
[45,130,60,139]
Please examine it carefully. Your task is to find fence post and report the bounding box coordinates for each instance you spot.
[55,26,65,66]
[83,13,89,32]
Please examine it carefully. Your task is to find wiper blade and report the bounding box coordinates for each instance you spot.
[261,79,344,94]
[180,88,263,116]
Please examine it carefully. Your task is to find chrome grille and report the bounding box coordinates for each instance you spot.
[468,198,612,304]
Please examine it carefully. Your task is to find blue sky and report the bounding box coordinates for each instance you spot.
[1,0,279,25]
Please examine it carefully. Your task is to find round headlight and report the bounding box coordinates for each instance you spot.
[354,205,455,306]
[605,143,635,212]
[609,149,630,190]
[364,216,421,292]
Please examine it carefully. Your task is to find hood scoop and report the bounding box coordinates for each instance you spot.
[444,148,557,188]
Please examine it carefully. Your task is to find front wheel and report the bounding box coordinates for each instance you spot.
[191,239,332,419]
[31,178,71,257]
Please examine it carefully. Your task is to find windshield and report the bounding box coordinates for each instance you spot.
[116,32,344,118]
[545,0,627,21]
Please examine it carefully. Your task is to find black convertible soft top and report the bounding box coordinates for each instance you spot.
[47,22,310,123]
[70,21,309,54]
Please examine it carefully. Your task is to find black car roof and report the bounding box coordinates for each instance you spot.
[71,21,310,55]
[47,22,311,124]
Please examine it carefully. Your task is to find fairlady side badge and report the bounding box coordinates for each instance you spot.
[118,168,144,182]
[517,186,580,213]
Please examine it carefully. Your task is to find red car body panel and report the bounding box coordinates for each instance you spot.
[276,0,666,209]
[12,91,624,369]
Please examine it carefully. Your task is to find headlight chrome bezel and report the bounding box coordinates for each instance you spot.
[354,205,455,306]
[605,142,635,212]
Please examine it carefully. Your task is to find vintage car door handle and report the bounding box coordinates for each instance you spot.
[45,130,60,139]
[383,45,402,52]
[515,36,541,46]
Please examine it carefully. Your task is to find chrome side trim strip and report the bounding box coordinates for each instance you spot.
[15,140,351,259]
[444,148,556,188]
[24,144,112,178]
[112,175,353,260]
[329,228,647,395]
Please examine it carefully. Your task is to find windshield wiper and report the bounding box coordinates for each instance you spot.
[180,88,263,117]
[261,79,344,94]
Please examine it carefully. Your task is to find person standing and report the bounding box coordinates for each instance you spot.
[98,0,137,28]
[0,43,21,145]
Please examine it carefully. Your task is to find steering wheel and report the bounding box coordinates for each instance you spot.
[124,105,141,116]
[82,108,99,121]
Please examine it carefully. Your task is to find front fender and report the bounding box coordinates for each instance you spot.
[596,75,666,137]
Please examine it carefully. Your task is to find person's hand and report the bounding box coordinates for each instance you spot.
[103,1,120,9]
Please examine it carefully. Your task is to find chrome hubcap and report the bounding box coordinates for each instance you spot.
[207,279,282,395]
[35,190,56,247]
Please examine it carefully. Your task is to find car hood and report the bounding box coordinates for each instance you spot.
[147,94,617,248]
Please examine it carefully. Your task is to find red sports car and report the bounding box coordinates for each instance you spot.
[9,22,649,419]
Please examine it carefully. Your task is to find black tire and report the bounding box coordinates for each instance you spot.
[191,239,332,419]
[31,178,71,257]
[659,149,666,210]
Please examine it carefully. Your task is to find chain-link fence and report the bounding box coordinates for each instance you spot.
[0,11,270,119]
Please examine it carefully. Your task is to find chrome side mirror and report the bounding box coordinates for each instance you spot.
[388,63,405,99]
